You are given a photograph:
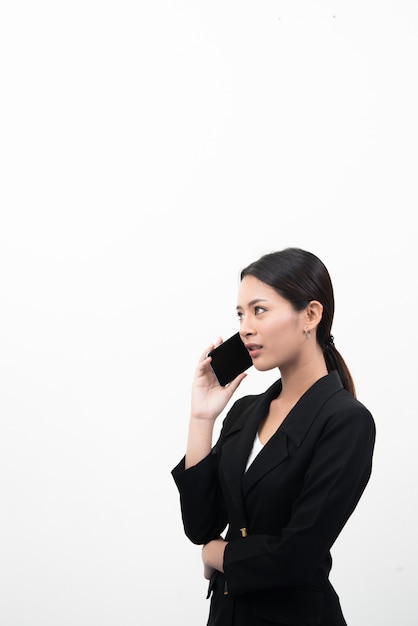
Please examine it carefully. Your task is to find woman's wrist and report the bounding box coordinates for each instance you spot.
[185,417,215,468]
[202,539,228,574]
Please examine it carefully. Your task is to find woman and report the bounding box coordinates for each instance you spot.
[172,247,375,626]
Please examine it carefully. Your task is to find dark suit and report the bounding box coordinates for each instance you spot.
[172,371,376,626]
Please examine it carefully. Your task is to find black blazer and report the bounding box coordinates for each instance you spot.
[172,371,376,626]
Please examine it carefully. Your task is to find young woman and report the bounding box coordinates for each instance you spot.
[172,247,375,626]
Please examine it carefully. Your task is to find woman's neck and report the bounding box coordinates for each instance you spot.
[278,357,328,404]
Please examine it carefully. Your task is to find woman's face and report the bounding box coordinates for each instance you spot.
[237,275,307,372]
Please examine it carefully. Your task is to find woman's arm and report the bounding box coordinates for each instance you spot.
[186,340,247,469]
[172,341,247,544]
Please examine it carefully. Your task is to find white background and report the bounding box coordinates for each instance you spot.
[1,1,417,624]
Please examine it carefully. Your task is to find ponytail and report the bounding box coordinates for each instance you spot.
[324,343,356,397]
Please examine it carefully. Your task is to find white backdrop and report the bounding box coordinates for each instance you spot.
[1,1,417,625]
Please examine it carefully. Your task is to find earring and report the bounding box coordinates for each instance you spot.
[305,329,311,340]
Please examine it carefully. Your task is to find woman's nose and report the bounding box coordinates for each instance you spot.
[240,319,254,337]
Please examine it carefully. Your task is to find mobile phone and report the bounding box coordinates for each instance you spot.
[208,332,252,386]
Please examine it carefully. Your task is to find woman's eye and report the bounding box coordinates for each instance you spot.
[237,311,243,320]
[254,306,266,315]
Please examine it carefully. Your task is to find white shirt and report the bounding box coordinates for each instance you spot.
[245,434,264,471]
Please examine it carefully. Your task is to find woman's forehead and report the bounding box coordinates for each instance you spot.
[237,275,286,306]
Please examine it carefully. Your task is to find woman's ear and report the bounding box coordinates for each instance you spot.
[305,300,323,328]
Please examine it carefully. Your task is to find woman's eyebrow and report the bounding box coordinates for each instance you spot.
[236,299,268,310]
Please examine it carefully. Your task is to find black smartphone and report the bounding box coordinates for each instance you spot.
[208,332,253,386]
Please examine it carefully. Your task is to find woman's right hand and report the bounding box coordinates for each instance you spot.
[190,339,247,422]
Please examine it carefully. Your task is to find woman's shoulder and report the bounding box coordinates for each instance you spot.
[324,386,376,438]
[309,370,374,422]
[330,385,373,415]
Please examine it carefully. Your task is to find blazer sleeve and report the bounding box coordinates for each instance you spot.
[171,397,248,544]
[223,401,376,594]
[171,451,228,545]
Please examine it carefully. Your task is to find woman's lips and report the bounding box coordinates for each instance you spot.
[245,343,262,358]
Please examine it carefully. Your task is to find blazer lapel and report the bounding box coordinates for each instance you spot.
[218,371,344,519]
[280,370,343,446]
[242,370,344,495]
[219,380,282,513]
[242,430,289,495]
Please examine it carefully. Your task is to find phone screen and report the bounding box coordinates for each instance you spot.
[208,332,252,386]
